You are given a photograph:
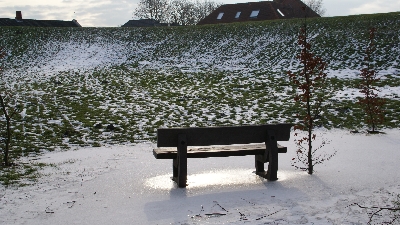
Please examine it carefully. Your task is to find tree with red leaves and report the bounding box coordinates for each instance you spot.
[288,16,335,174]
[358,28,385,133]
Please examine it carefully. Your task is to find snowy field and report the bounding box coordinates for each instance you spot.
[1,17,400,151]
[1,129,400,224]
[0,12,400,224]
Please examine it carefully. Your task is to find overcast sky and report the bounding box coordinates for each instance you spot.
[0,0,399,27]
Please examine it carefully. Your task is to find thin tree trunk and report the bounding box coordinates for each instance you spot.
[303,22,313,175]
[306,75,313,174]
[366,90,376,132]
[5,115,11,166]
[0,95,11,166]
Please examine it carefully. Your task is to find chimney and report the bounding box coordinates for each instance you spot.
[15,11,22,20]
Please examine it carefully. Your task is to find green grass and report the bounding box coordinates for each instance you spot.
[0,12,399,185]
[0,163,43,186]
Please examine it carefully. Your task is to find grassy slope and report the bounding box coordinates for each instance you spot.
[0,12,399,171]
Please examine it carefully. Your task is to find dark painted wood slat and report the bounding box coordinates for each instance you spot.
[153,144,287,159]
[177,134,187,188]
[157,124,292,147]
[266,130,278,180]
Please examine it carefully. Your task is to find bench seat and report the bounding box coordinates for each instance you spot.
[153,144,287,159]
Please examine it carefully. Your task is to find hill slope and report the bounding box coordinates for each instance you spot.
[0,12,399,154]
[1,12,400,76]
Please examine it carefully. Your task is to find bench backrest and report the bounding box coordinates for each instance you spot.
[157,123,292,147]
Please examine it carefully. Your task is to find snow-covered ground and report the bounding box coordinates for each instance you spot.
[1,129,400,224]
[0,14,399,224]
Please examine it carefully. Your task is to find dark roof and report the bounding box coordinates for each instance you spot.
[197,0,320,25]
[121,19,179,27]
[0,18,81,27]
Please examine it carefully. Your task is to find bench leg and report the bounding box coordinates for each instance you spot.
[266,130,278,181]
[255,155,268,178]
[173,134,187,188]
[173,158,185,187]
[173,158,178,178]
[254,130,279,180]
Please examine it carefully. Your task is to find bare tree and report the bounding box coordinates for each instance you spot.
[0,93,20,167]
[304,0,326,16]
[194,0,222,24]
[133,0,221,25]
[166,0,221,25]
[0,48,21,167]
[166,0,197,25]
[134,0,169,22]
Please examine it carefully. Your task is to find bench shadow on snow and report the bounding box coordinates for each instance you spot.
[142,170,331,222]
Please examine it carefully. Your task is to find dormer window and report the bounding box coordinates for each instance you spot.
[250,10,260,18]
[235,12,241,19]
[277,9,285,16]
[217,12,224,20]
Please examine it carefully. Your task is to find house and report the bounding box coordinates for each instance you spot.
[121,19,179,27]
[0,11,81,27]
[197,0,320,25]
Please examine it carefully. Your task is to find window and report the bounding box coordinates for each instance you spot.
[250,10,260,18]
[217,12,224,20]
[277,9,285,17]
[235,12,241,19]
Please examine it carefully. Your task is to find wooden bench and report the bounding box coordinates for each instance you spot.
[153,124,292,188]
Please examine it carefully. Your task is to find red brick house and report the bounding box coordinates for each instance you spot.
[197,0,320,25]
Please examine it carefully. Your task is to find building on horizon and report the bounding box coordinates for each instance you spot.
[197,0,320,25]
[121,19,179,27]
[0,11,81,27]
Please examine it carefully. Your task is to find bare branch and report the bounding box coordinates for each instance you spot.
[304,0,326,16]
[133,0,221,25]
[349,203,400,224]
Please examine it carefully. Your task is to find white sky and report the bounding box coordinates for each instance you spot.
[0,0,399,27]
